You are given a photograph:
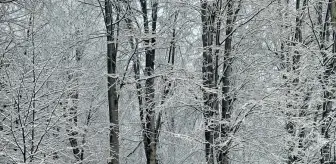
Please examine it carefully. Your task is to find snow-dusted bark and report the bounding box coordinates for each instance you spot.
[281,0,308,163]
[138,0,160,163]
[320,1,336,163]
[200,1,219,162]
[105,0,120,163]
[200,0,240,163]
[66,30,84,163]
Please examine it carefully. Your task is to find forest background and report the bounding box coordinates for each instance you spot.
[1,0,336,164]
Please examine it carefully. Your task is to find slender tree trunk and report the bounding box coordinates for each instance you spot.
[200,1,238,163]
[219,0,234,163]
[163,11,177,102]
[125,17,143,123]
[200,1,214,163]
[285,0,307,163]
[200,1,221,163]
[27,12,37,162]
[321,1,336,163]
[165,11,178,164]
[105,1,120,163]
[278,0,295,163]
[67,30,84,163]
[139,0,159,163]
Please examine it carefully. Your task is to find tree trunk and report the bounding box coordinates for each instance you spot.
[200,1,221,163]
[200,1,214,163]
[286,0,307,163]
[67,31,84,163]
[321,1,336,163]
[200,1,238,163]
[105,1,120,163]
[219,0,234,163]
[139,0,159,163]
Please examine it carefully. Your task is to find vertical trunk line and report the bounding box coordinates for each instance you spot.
[139,0,159,163]
[321,1,336,162]
[105,1,120,163]
[219,0,234,163]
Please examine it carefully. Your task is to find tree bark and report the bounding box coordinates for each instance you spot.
[219,0,234,163]
[200,1,224,163]
[320,1,336,163]
[285,0,307,163]
[67,33,84,163]
[200,1,215,163]
[105,1,120,163]
[139,0,159,163]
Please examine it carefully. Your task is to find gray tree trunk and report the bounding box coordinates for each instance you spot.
[138,1,159,163]
[105,1,120,163]
[320,1,336,163]
[66,30,84,163]
[200,1,228,163]
[285,0,307,163]
[200,1,216,163]
[200,1,239,163]
[219,0,234,163]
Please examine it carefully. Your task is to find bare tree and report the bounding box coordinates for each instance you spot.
[104,0,120,163]
[138,0,160,163]
[200,0,240,163]
[320,0,336,163]
[65,29,84,163]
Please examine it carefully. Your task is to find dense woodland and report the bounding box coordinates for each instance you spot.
[2,0,336,163]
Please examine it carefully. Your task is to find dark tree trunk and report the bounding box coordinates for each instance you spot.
[105,1,120,163]
[67,40,84,163]
[139,1,159,163]
[200,1,215,163]
[286,0,307,163]
[200,1,238,163]
[125,17,143,121]
[219,0,234,164]
[321,1,336,163]
[200,1,224,163]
